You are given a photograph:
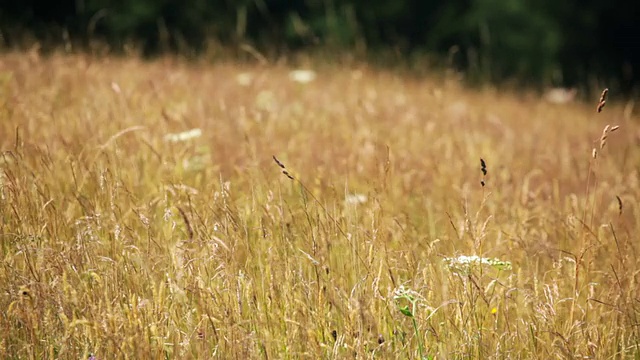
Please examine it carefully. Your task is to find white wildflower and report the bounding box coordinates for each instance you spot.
[139,213,150,227]
[345,193,367,205]
[163,208,173,221]
[444,255,512,275]
[393,285,421,301]
[236,72,253,86]
[544,87,577,104]
[164,128,202,143]
[288,69,316,84]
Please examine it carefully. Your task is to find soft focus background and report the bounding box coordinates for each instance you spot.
[1,0,639,91]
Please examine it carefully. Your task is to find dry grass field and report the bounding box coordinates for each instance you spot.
[1,52,640,359]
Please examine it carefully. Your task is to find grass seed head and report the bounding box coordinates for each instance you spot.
[273,155,286,169]
[480,158,487,186]
[273,155,295,180]
[600,124,611,150]
[599,124,619,150]
[597,88,608,112]
[616,195,623,215]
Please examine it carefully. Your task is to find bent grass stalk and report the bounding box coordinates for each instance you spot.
[572,89,620,333]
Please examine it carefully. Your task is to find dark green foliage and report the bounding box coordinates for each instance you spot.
[0,0,638,88]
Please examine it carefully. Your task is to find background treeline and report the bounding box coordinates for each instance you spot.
[1,0,639,91]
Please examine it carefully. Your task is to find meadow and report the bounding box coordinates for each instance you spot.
[1,51,639,359]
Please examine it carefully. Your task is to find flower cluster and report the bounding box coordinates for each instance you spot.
[443,255,512,275]
[393,285,421,303]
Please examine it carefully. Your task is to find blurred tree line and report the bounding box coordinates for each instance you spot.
[1,0,638,91]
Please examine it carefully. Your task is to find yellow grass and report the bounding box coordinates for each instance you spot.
[1,52,639,359]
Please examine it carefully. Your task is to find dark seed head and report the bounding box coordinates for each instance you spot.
[273,155,286,169]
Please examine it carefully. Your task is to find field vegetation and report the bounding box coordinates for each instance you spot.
[1,52,640,359]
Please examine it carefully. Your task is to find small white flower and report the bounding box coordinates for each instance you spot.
[288,69,316,84]
[163,208,173,221]
[345,193,367,205]
[444,255,512,275]
[138,214,150,227]
[164,128,202,143]
[236,72,253,86]
[393,285,421,301]
[544,87,577,104]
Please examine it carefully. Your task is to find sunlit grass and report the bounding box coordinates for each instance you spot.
[1,51,640,359]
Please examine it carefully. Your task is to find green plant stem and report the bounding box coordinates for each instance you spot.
[412,315,425,359]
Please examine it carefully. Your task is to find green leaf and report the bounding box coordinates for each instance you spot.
[399,305,413,317]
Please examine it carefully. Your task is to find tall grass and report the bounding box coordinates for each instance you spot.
[1,52,639,359]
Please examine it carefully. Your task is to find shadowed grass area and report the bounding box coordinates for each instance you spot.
[1,52,640,359]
